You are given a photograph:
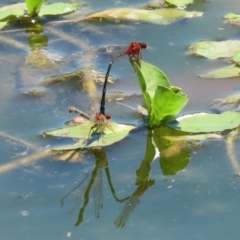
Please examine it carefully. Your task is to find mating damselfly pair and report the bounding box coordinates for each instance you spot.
[69,42,147,142]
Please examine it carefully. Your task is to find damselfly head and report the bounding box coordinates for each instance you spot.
[139,42,147,49]
[68,106,75,113]
[105,114,112,120]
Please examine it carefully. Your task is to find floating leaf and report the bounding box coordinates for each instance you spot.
[224,13,240,25]
[39,3,80,17]
[44,122,136,150]
[168,111,240,133]
[81,8,203,25]
[233,51,240,63]
[0,3,25,22]
[189,40,240,59]
[199,64,240,79]
[166,0,193,8]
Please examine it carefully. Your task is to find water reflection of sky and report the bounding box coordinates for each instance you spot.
[1,0,240,239]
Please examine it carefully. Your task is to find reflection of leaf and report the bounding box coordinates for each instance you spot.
[199,64,240,79]
[81,8,203,25]
[209,92,240,112]
[153,127,191,175]
[168,111,240,133]
[53,149,83,162]
[44,122,136,150]
[39,3,80,17]
[189,40,240,59]
[166,0,193,7]
[224,13,240,25]
[153,127,221,175]
[136,130,156,182]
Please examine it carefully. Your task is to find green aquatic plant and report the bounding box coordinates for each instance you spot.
[0,0,81,30]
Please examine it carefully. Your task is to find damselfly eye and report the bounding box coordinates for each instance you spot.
[140,42,147,49]
[105,114,112,120]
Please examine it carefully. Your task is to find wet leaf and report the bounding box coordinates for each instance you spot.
[189,40,240,59]
[39,3,80,17]
[166,0,193,7]
[168,111,240,133]
[81,8,203,25]
[199,64,240,79]
[224,13,240,25]
[44,122,135,150]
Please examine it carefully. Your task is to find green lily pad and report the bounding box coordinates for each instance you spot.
[82,8,203,25]
[233,51,240,63]
[39,3,80,17]
[224,13,240,25]
[189,40,240,59]
[0,3,25,22]
[166,0,193,7]
[199,64,240,79]
[44,122,136,150]
[168,111,240,133]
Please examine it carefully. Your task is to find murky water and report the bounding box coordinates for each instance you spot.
[1,0,240,239]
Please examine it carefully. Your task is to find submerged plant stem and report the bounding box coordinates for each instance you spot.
[0,35,27,50]
[0,150,53,174]
[48,27,90,51]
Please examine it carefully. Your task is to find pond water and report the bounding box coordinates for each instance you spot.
[1,0,240,239]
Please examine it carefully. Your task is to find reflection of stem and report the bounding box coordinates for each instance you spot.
[0,150,53,174]
[114,179,154,228]
[75,150,103,226]
[60,172,89,208]
[0,131,37,150]
[104,164,130,203]
[0,35,27,50]
[0,131,55,174]
[75,164,99,226]
[226,127,240,174]
[114,195,140,228]
[93,168,103,218]
[47,27,90,51]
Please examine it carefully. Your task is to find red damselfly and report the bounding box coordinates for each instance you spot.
[100,42,147,115]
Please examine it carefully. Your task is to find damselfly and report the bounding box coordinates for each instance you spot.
[100,42,147,115]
